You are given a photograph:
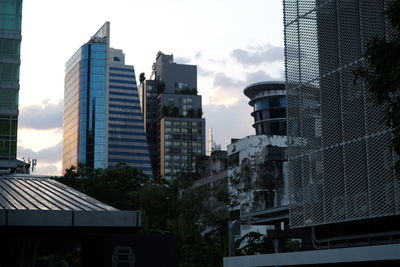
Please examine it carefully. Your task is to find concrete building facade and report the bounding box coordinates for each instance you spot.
[63,22,152,176]
[139,52,205,179]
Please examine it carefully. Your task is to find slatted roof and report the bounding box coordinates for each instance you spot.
[0,175,140,227]
[0,175,116,211]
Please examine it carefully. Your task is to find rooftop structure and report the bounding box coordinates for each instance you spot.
[0,175,140,227]
[244,81,286,136]
[139,52,205,179]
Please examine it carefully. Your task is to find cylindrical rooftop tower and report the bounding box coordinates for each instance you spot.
[244,81,286,136]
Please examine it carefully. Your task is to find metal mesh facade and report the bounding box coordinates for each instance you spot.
[284,0,400,228]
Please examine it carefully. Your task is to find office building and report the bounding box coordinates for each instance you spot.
[0,0,22,172]
[224,1,400,266]
[139,52,205,179]
[244,81,287,136]
[63,22,152,176]
[285,0,399,228]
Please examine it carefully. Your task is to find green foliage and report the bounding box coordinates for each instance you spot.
[196,108,203,118]
[235,232,266,256]
[58,166,226,267]
[175,88,198,95]
[139,72,145,84]
[187,108,195,118]
[162,105,170,116]
[156,81,166,94]
[356,0,400,170]
[171,106,180,117]
[282,239,301,252]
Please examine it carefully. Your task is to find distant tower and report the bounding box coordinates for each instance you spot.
[139,52,206,180]
[208,128,214,155]
[63,22,152,176]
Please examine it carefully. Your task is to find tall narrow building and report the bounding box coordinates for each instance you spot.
[63,22,152,176]
[139,52,205,180]
[284,0,399,227]
[0,0,22,172]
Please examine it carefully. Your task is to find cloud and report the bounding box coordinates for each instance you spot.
[34,164,60,176]
[17,142,62,164]
[197,66,213,77]
[231,45,284,66]
[194,51,202,59]
[245,71,274,84]
[213,72,244,88]
[19,100,63,130]
[204,99,254,149]
[174,56,191,64]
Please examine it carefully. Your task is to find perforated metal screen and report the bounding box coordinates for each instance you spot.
[284,0,400,228]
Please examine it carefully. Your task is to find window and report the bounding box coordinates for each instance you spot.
[0,89,18,109]
[0,39,20,58]
[269,108,286,119]
[173,141,180,147]
[175,82,188,89]
[0,63,19,83]
[269,97,286,107]
[165,121,172,127]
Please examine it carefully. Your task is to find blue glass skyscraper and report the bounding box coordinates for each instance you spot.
[63,22,152,176]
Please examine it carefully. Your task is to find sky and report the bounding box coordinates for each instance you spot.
[17,0,285,175]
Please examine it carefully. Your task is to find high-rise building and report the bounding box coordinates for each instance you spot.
[285,0,399,229]
[63,22,152,176]
[227,81,288,215]
[0,0,22,172]
[225,1,400,266]
[244,81,287,136]
[139,52,205,179]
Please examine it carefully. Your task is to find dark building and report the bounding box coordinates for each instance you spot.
[244,81,287,136]
[0,0,22,172]
[0,175,178,267]
[224,0,400,266]
[139,52,206,180]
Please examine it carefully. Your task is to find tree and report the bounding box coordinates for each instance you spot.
[139,72,146,84]
[171,106,180,117]
[187,108,195,118]
[196,108,203,118]
[58,166,226,266]
[356,0,400,169]
[156,81,166,94]
[162,105,170,116]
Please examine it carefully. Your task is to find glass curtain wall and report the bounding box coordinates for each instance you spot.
[0,0,22,165]
[79,43,107,169]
